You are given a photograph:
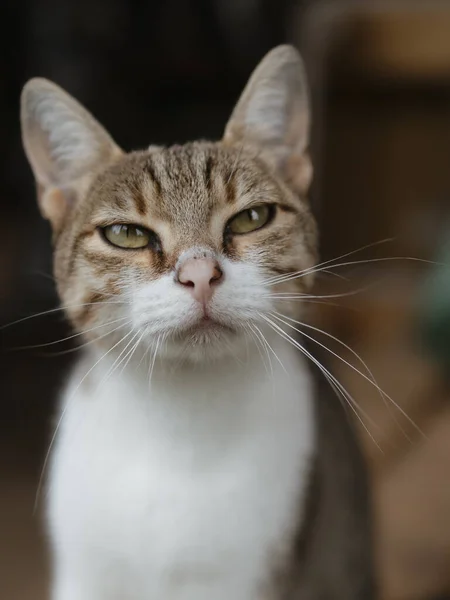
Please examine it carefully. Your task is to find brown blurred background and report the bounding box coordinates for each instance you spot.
[2,1,450,599]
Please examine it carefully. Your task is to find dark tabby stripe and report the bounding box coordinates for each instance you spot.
[132,187,147,216]
[278,204,297,215]
[224,172,236,204]
[67,230,95,277]
[204,154,215,193]
[144,157,162,197]
[76,291,107,323]
[81,250,126,271]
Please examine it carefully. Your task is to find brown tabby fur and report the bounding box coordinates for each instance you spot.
[21,45,374,599]
[49,143,317,341]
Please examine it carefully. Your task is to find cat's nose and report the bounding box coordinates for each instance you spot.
[177,257,223,304]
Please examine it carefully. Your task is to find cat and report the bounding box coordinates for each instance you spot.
[21,45,374,600]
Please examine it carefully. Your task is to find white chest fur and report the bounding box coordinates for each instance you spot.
[48,338,315,600]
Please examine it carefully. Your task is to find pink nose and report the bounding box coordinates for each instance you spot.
[177,257,223,304]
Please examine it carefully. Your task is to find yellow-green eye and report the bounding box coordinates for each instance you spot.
[103,224,151,249]
[228,205,273,234]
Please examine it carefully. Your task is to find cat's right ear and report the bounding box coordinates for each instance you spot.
[21,78,122,232]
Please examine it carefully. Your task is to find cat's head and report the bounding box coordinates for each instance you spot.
[21,45,318,362]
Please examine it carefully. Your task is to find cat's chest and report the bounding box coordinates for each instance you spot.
[50,355,315,600]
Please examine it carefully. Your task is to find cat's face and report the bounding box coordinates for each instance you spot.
[21,45,317,362]
[53,144,316,360]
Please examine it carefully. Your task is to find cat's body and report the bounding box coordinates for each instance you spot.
[50,335,314,600]
[21,46,374,599]
[50,341,373,600]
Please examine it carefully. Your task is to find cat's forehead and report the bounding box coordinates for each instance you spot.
[86,142,281,228]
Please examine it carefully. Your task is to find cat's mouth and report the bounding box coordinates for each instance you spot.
[175,315,237,341]
[153,314,242,361]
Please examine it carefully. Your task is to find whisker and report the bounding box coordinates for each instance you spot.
[306,256,441,277]
[34,328,135,514]
[269,312,425,440]
[267,297,357,311]
[266,255,441,289]
[252,324,274,379]
[262,319,383,453]
[102,330,141,384]
[9,316,130,351]
[252,324,287,374]
[33,320,133,357]
[264,282,376,300]
[260,314,382,449]
[319,269,349,281]
[271,312,412,443]
[246,324,271,376]
[148,335,161,389]
[263,238,395,285]
[1,300,129,331]
[31,270,56,282]
[137,341,152,372]
[120,332,144,376]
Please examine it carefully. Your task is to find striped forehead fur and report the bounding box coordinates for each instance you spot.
[50,140,317,331]
[85,143,289,221]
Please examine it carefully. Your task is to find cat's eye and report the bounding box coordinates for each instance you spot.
[102,224,151,249]
[227,205,274,235]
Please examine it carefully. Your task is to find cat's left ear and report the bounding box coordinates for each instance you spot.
[21,78,122,233]
[223,45,312,195]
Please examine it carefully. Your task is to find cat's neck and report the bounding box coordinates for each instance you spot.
[88,331,300,401]
[77,332,312,449]
[64,331,314,471]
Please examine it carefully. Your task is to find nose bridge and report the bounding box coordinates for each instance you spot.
[175,245,218,271]
[175,246,223,305]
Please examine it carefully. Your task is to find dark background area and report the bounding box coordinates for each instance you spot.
[2,1,450,599]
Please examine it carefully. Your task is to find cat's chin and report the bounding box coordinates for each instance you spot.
[181,317,236,337]
[159,319,245,364]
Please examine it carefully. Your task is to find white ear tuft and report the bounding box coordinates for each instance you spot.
[21,78,121,187]
[21,78,122,230]
[223,45,312,194]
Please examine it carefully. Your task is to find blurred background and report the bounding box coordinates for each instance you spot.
[2,1,450,599]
